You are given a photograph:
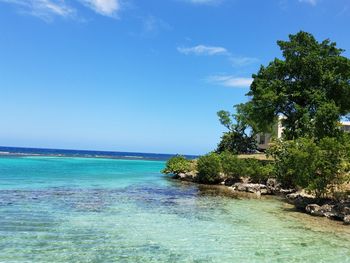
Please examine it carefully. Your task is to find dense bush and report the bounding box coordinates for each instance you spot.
[219,152,273,184]
[240,159,274,184]
[268,137,350,198]
[162,155,192,175]
[219,152,241,182]
[197,153,222,184]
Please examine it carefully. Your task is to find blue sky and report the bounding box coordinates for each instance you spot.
[0,0,349,155]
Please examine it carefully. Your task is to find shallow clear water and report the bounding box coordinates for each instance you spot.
[0,156,349,262]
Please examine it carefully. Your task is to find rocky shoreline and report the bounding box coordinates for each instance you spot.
[173,172,350,225]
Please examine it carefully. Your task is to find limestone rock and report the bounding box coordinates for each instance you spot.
[174,171,196,182]
[286,192,315,210]
[233,183,269,195]
[305,204,323,216]
[333,201,350,218]
[266,178,281,193]
[279,189,296,194]
[344,215,350,225]
[305,204,337,218]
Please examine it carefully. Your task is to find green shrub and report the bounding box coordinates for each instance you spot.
[162,155,192,175]
[313,137,347,197]
[256,162,275,183]
[268,137,350,198]
[219,152,241,181]
[197,153,222,184]
[219,152,274,184]
[241,159,274,184]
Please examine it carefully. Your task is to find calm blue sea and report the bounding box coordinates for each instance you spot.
[0,147,349,262]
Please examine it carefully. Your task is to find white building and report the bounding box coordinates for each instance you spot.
[256,119,350,150]
[341,121,350,132]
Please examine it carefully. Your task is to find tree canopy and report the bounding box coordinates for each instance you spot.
[244,31,350,140]
[216,105,257,154]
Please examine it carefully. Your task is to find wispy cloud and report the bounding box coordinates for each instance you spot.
[79,0,120,17]
[0,0,121,20]
[207,75,253,88]
[177,45,228,56]
[0,0,75,20]
[141,15,171,36]
[230,56,259,67]
[299,0,318,6]
[178,44,259,67]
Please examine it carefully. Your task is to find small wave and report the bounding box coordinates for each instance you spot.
[123,156,144,159]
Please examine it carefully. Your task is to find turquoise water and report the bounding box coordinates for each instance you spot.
[0,156,350,262]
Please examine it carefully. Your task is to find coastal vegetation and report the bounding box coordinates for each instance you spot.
[242,31,350,140]
[163,31,350,223]
[163,152,273,185]
[268,136,350,198]
[197,153,222,184]
[161,155,192,175]
[216,108,257,154]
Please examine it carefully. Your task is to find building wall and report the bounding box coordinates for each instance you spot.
[341,121,350,132]
[256,120,349,151]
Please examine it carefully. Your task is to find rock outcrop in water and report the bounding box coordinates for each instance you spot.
[231,183,269,195]
[174,172,196,182]
[285,192,350,224]
[171,172,350,225]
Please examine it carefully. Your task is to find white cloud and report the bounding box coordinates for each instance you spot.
[230,56,259,67]
[177,45,228,56]
[1,0,121,20]
[208,75,253,88]
[80,0,119,16]
[177,44,259,67]
[0,0,75,20]
[299,0,318,6]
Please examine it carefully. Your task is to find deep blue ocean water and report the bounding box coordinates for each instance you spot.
[0,147,350,262]
[0,146,197,160]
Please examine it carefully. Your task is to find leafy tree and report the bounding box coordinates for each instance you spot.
[244,31,350,140]
[216,105,257,154]
[197,153,222,184]
[314,102,341,139]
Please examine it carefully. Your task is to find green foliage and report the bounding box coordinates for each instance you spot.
[162,155,192,175]
[243,31,350,140]
[219,152,241,181]
[217,110,233,130]
[242,159,274,184]
[257,162,275,182]
[219,152,274,184]
[216,105,257,154]
[197,153,222,184]
[217,132,257,154]
[313,137,345,196]
[314,102,341,139]
[268,138,319,189]
[268,137,350,198]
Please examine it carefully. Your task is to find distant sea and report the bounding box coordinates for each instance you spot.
[0,146,197,161]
